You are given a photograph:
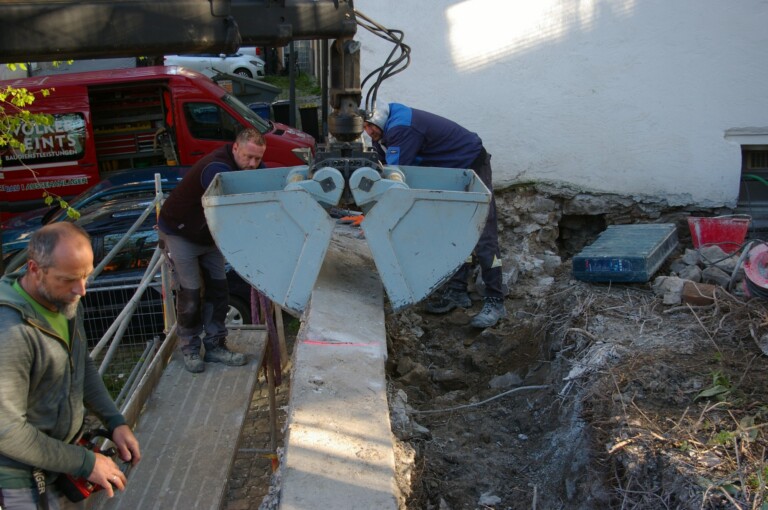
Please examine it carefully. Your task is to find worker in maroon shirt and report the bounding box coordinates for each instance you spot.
[159,128,266,372]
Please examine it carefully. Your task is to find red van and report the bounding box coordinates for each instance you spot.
[0,66,315,218]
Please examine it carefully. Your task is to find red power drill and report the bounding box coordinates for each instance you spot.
[57,428,118,502]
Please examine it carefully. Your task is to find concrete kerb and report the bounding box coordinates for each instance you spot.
[277,232,400,510]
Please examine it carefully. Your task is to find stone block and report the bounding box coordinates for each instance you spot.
[669,259,688,274]
[682,281,717,306]
[699,245,729,266]
[701,265,731,287]
[678,264,702,282]
[653,275,685,305]
[681,248,701,266]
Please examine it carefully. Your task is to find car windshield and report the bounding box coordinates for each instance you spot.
[41,183,168,226]
[39,181,116,225]
[222,94,271,132]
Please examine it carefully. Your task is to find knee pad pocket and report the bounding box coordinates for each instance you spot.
[177,287,202,328]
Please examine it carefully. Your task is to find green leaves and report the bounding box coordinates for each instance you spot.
[66,207,81,220]
[42,192,80,220]
[1,84,55,158]
[695,370,732,402]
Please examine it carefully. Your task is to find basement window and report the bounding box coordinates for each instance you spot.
[744,146,768,171]
[739,146,768,203]
[738,145,768,236]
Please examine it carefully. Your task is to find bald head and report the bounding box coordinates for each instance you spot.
[28,222,91,269]
[23,222,93,317]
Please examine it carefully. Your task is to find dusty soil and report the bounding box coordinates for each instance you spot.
[223,182,768,510]
[386,264,768,509]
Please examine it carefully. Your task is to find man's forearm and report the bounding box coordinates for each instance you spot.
[82,357,126,431]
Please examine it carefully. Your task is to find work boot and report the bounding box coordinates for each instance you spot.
[183,352,205,373]
[470,297,507,328]
[424,288,472,314]
[204,343,247,366]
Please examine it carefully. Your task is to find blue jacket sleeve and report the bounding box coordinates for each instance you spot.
[382,126,424,166]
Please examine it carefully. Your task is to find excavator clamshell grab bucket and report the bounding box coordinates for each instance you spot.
[202,164,491,314]
[357,166,491,311]
[202,167,336,314]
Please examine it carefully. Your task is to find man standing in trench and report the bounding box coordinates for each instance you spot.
[363,102,506,328]
[159,128,267,373]
[0,222,141,509]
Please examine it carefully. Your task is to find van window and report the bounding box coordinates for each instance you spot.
[183,102,239,141]
[1,113,86,167]
[222,94,271,132]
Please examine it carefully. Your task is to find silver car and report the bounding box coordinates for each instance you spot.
[163,52,266,79]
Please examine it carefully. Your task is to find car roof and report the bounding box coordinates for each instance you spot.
[0,66,206,89]
[76,197,158,234]
[88,165,190,190]
[4,166,187,226]
[1,166,188,256]
[2,196,162,274]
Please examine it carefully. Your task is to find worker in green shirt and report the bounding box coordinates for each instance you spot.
[0,222,141,509]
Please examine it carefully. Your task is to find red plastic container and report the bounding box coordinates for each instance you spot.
[687,215,750,253]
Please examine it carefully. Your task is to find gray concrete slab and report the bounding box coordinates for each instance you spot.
[89,328,266,510]
[278,231,399,510]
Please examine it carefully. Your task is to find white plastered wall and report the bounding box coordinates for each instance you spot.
[0,65,27,81]
[355,0,768,208]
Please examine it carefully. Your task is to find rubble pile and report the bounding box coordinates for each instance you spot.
[653,244,750,306]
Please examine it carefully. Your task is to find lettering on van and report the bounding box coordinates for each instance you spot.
[0,177,89,193]
[1,113,86,167]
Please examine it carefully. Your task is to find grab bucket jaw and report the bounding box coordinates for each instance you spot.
[202,164,491,314]
[351,165,490,310]
[203,167,338,313]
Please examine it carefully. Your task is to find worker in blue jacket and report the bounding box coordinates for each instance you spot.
[363,102,506,328]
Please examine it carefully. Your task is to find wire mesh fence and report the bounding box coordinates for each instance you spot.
[84,273,166,399]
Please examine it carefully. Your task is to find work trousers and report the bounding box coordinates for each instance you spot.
[447,147,504,299]
[159,231,230,354]
[0,486,84,510]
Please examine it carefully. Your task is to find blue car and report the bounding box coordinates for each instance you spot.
[1,165,255,347]
[1,165,190,266]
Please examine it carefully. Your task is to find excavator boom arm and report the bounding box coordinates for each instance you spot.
[0,0,356,63]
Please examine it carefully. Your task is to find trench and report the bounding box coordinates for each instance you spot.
[384,279,605,510]
[382,186,689,509]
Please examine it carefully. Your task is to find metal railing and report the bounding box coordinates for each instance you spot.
[84,175,175,403]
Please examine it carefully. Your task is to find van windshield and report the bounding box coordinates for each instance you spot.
[221,94,271,133]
